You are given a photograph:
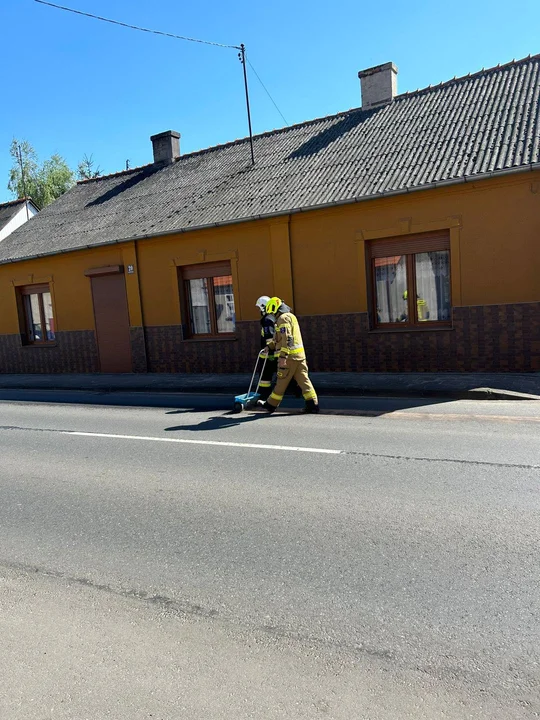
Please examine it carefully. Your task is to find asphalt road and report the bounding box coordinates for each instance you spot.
[1,395,539,719]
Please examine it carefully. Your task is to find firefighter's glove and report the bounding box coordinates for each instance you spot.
[259,348,269,359]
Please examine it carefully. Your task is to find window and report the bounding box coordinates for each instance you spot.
[369,233,451,328]
[181,262,236,337]
[19,284,56,344]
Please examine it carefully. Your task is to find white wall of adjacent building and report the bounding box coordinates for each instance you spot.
[0,202,38,242]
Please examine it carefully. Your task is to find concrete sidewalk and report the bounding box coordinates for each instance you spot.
[0,372,539,400]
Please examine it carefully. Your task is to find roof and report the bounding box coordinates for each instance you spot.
[0,199,31,232]
[1,54,539,265]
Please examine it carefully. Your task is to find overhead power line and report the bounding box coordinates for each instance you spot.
[247,59,288,126]
[34,0,239,49]
[34,0,290,164]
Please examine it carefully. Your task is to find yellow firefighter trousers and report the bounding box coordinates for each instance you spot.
[267,358,318,408]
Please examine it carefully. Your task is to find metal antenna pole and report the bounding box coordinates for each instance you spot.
[239,44,255,165]
[17,144,30,219]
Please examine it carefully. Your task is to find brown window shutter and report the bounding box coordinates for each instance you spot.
[182,261,232,280]
[369,231,450,258]
[19,284,51,296]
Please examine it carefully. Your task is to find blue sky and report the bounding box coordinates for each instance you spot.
[1,0,539,203]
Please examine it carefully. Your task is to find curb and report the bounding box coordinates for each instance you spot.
[0,384,539,401]
[463,387,540,401]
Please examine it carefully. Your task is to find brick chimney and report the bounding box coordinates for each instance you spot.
[358,62,398,110]
[151,130,180,164]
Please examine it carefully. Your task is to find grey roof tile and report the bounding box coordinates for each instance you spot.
[1,54,540,264]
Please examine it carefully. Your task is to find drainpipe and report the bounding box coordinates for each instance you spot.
[134,239,149,372]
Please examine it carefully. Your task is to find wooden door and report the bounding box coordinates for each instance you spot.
[90,272,132,373]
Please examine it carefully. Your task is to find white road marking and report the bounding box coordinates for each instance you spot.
[62,430,341,455]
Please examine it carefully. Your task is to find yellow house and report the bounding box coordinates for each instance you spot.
[1,56,539,375]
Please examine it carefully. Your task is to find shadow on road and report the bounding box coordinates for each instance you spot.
[164,411,270,433]
[164,407,222,416]
[163,396,459,432]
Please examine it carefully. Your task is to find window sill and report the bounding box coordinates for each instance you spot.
[181,335,238,343]
[21,342,58,348]
[369,325,453,334]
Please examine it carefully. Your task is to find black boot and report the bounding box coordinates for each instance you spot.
[257,400,276,413]
[302,399,320,414]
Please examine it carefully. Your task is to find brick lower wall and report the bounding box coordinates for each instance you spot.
[130,327,148,373]
[143,303,540,374]
[145,322,259,373]
[1,302,539,374]
[299,303,540,373]
[0,330,99,373]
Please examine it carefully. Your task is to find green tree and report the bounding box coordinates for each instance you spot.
[8,139,75,209]
[77,153,102,180]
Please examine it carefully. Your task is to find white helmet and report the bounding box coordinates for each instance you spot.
[255,295,271,313]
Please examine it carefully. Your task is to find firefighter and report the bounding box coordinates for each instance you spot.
[255,295,275,401]
[255,296,303,401]
[402,290,430,322]
[258,297,319,414]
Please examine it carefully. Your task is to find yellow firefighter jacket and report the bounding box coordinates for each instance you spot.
[273,311,306,362]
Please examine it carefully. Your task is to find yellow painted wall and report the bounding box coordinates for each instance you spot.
[135,219,274,327]
[290,171,540,316]
[0,245,125,336]
[0,171,538,337]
